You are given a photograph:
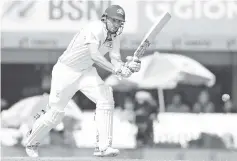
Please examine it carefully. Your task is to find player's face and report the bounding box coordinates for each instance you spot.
[107,17,123,33]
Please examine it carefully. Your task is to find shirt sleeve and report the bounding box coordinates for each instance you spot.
[84,22,105,46]
[110,36,122,64]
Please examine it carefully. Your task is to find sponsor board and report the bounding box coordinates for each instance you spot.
[1,0,236,36]
[1,32,236,52]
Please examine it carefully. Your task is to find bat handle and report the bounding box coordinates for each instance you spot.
[133,56,141,63]
[126,56,141,63]
[125,56,141,73]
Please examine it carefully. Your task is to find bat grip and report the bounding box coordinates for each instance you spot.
[125,56,140,72]
[132,58,141,63]
[129,57,141,73]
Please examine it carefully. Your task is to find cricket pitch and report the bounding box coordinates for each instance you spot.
[1,157,155,161]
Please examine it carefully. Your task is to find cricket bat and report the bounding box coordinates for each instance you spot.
[133,12,171,59]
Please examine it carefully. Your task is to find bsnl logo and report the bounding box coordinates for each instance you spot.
[145,0,237,20]
[2,0,112,21]
[49,1,112,20]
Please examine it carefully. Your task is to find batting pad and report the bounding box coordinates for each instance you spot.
[95,109,113,151]
[94,112,99,149]
[26,109,65,146]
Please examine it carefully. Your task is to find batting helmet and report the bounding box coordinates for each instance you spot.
[104,5,125,22]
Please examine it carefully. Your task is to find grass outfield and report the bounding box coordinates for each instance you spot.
[2,146,236,161]
[1,157,156,161]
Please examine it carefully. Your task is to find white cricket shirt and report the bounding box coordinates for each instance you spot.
[58,20,121,71]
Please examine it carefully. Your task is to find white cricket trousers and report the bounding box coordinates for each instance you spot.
[26,62,115,151]
[50,62,115,150]
[49,62,114,111]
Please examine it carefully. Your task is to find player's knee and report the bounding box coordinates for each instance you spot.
[48,92,70,111]
[42,108,65,127]
[48,101,65,111]
[96,85,114,110]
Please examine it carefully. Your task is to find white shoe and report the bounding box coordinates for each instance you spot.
[93,147,120,157]
[25,143,39,157]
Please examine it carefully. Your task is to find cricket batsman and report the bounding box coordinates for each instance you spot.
[25,5,141,157]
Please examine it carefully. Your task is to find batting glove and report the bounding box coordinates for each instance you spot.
[114,64,133,78]
[125,56,141,72]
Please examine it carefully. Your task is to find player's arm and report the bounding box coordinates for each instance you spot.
[109,36,124,69]
[87,24,132,77]
[89,43,115,74]
[89,44,132,78]
[85,25,116,74]
[110,36,141,73]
